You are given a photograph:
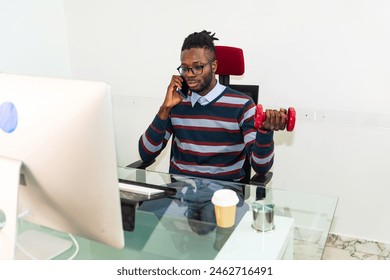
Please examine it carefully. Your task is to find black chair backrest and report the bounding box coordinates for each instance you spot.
[228,84,259,104]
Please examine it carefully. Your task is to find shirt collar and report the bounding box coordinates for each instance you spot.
[190,82,226,107]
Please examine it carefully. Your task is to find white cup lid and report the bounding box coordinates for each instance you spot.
[211,189,239,207]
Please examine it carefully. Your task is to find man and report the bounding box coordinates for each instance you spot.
[138,30,286,182]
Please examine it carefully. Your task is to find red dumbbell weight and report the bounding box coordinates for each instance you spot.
[254,104,296,132]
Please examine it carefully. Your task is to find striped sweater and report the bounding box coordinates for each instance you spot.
[139,87,274,182]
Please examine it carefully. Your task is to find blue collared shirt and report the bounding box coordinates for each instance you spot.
[190,82,226,107]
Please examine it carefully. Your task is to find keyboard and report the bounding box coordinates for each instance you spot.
[118,182,164,196]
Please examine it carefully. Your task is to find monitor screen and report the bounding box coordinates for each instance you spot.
[0,73,124,259]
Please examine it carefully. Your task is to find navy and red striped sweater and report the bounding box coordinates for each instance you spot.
[139,86,274,182]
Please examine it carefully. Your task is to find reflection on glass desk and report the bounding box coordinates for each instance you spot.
[17,167,338,260]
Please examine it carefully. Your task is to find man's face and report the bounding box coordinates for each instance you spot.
[180,48,217,96]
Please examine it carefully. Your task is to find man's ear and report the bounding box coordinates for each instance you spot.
[212,60,218,74]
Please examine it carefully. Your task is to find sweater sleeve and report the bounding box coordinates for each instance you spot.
[138,114,172,163]
[251,130,274,176]
[240,100,274,176]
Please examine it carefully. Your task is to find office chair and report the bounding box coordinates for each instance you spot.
[214,45,272,190]
[128,45,272,192]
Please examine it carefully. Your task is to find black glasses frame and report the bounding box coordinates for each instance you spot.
[176,61,214,76]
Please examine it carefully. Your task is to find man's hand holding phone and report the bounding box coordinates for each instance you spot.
[158,75,190,120]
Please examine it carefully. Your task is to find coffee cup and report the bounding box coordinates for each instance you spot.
[211,189,239,228]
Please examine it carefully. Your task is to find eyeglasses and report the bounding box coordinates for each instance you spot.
[177,61,213,76]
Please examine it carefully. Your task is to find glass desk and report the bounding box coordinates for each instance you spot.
[115,167,338,260]
[16,167,338,260]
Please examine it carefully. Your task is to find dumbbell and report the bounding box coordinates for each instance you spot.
[254,104,296,132]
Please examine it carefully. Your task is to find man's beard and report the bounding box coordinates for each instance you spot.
[190,73,213,95]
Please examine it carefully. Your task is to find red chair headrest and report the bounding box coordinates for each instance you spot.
[215,46,245,76]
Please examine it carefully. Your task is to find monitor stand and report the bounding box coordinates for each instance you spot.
[0,157,72,260]
[15,230,72,260]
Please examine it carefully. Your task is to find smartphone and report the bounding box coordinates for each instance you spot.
[177,78,190,98]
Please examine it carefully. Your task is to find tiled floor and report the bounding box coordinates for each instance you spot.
[322,234,390,260]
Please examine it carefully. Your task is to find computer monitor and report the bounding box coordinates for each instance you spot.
[0,73,124,259]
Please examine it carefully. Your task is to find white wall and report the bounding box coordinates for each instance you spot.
[2,0,390,244]
[0,0,71,78]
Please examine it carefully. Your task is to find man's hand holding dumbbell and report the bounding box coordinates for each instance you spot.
[254,104,296,132]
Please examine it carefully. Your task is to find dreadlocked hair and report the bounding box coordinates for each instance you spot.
[181,30,219,59]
